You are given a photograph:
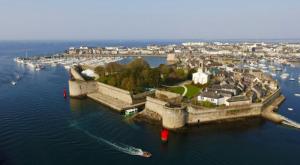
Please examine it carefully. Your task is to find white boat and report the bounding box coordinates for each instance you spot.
[27,62,36,68]
[289,78,295,81]
[11,81,16,86]
[124,108,138,117]
[275,67,282,71]
[280,73,289,79]
[288,108,294,111]
[16,74,21,80]
[64,65,71,70]
[271,73,276,77]
[294,93,300,97]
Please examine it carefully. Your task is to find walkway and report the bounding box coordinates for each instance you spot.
[262,95,300,129]
[162,84,187,97]
[181,85,188,97]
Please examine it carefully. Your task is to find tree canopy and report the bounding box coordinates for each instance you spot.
[94,58,190,93]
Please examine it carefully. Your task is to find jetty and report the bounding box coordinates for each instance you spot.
[262,95,300,129]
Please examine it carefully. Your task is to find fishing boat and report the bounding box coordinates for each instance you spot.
[124,108,138,117]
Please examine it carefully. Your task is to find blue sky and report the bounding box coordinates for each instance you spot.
[0,0,299,40]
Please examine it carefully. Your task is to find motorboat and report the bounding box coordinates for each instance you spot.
[141,151,152,158]
[288,108,294,111]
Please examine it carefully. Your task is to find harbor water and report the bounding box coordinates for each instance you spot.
[0,41,300,165]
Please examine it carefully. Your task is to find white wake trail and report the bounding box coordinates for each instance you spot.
[71,123,144,156]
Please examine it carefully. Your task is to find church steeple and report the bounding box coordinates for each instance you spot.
[199,59,205,72]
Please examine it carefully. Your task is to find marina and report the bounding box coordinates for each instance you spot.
[14,55,125,70]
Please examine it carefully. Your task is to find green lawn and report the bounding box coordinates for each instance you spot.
[185,84,202,99]
[168,86,185,95]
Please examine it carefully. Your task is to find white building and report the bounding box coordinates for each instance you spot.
[192,67,209,85]
[193,60,210,85]
[197,91,226,105]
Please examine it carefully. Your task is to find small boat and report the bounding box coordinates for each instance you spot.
[289,78,295,81]
[141,151,152,158]
[294,93,300,97]
[11,81,16,86]
[288,108,293,111]
[124,108,138,117]
[280,73,289,79]
[16,74,21,80]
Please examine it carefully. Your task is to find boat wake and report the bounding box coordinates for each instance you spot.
[70,122,146,157]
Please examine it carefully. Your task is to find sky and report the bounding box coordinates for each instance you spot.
[0,0,299,40]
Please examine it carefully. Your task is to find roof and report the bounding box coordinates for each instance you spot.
[227,95,250,102]
[200,91,223,99]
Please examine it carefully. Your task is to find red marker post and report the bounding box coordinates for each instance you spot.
[63,88,67,99]
[161,129,169,142]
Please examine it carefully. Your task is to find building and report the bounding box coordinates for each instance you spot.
[197,91,226,105]
[192,60,209,85]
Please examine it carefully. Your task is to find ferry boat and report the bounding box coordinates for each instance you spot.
[124,108,138,117]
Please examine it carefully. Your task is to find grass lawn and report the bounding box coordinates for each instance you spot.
[168,86,185,95]
[185,84,202,99]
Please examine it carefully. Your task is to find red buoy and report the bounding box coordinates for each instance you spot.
[161,129,169,142]
[63,88,67,99]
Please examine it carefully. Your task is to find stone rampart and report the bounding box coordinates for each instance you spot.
[69,80,98,97]
[96,82,133,104]
[144,96,186,129]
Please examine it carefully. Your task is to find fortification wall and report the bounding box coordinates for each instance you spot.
[262,88,281,108]
[144,88,283,128]
[69,80,98,97]
[186,104,262,124]
[144,97,186,129]
[96,82,133,104]
[70,68,85,81]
